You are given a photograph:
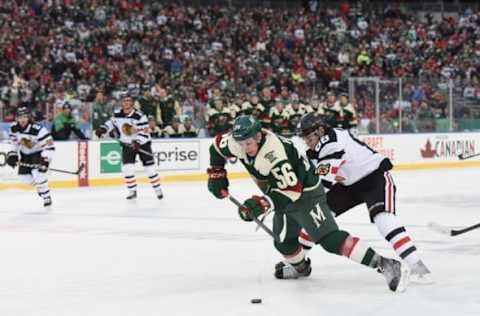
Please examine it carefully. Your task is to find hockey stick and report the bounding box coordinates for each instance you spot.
[122,142,156,159]
[19,162,85,175]
[458,152,480,160]
[428,222,480,236]
[221,190,281,243]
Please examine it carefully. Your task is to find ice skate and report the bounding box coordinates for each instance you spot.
[43,197,52,208]
[126,190,137,200]
[378,257,409,292]
[410,260,433,284]
[155,187,164,200]
[274,258,312,279]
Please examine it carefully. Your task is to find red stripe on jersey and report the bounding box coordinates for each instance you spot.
[285,182,303,194]
[340,236,359,258]
[214,134,224,148]
[393,237,411,250]
[299,230,313,241]
[331,160,346,175]
[387,173,396,212]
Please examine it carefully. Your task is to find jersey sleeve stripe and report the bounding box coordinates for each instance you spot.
[37,133,52,142]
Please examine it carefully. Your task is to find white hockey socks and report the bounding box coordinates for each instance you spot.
[32,170,51,206]
[144,165,162,197]
[123,163,137,193]
[374,212,420,268]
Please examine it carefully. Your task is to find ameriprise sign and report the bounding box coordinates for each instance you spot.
[151,141,200,171]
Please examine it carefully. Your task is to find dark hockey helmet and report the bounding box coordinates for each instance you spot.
[232,115,262,141]
[16,106,31,118]
[297,112,325,137]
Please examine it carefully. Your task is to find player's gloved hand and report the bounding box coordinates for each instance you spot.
[238,195,271,222]
[207,166,229,199]
[131,140,141,152]
[6,151,18,168]
[36,151,52,171]
[95,127,107,138]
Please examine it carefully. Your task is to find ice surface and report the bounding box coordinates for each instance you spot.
[0,168,479,316]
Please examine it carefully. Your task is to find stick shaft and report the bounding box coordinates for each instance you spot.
[451,223,480,236]
[19,162,84,175]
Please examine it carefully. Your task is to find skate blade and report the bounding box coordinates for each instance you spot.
[410,273,434,285]
[395,264,410,293]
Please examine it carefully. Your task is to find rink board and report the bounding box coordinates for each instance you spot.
[1,132,480,190]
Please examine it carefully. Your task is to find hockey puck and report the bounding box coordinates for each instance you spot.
[250,298,262,304]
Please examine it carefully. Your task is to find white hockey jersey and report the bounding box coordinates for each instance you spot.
[9,122,55,156]
[103,108,151,145]
[308,128,388,186]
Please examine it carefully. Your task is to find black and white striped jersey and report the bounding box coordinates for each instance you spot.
[308,128,387,186]
[103,108,151,145]
[9,122,55,155]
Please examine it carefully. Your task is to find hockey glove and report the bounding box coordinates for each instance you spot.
[95,127,107,138]
[238,195,271,222]
[131,140,141,152]
[35,152,51,172]
[6,151,18,168]
[207,166,229,199]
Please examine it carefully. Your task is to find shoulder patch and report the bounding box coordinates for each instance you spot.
[264,150,278,163]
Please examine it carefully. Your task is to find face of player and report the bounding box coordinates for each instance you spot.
[18,115,29,128]
[122,97,134,112]
[302,128,324,150]
[238,133,262,157]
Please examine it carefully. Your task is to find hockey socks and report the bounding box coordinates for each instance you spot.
[145,165,163,198]
[374,212,420,268]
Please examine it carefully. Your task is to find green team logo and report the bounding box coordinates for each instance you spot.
[100,143,122,173]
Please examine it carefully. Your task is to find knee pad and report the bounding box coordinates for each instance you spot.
[32,169,48,185]
[123,163,135,177]
[19,174,34,185]
[144,164,157,177]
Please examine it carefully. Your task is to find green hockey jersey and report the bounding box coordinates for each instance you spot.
[209,129,320,211]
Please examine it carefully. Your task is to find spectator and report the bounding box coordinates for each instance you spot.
[415,101,436,132]
[148,116,163,139]
[206,98,233,137]
[164,117,185,138]
[92,92,112,131]
[52,103,88,140]
[183,117,199,138]
[336,93,358,130]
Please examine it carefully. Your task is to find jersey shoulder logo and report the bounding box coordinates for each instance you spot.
[316,163,331,176]
[264,150,277,163]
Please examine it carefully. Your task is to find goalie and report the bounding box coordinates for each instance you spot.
[95,93,163,200]
[7,107,55,208]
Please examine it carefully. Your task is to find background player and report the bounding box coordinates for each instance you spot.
[95,93,163,200]
[7,107,55,208]
[297,112,432,283]
[207,115,409,292]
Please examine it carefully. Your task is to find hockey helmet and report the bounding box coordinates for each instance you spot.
[297,112,326,137]
[16,106,31,118]
[232,115,262,141]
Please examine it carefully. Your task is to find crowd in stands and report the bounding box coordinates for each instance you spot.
[1,0,480,139]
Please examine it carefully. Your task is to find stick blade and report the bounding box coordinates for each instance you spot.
[427,222,453,236]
